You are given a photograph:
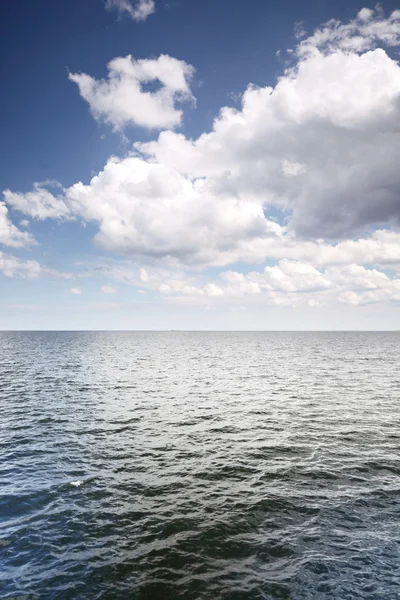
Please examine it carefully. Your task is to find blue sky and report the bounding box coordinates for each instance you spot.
[1,0,400,329]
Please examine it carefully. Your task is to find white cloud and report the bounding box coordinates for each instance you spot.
[297,7,400,57]
[179,260,332,300]
[0,202,36,248]
[338,291,361,305]
[204,283,224,297]
[69,54,194,131]
[248,229,400,270]
[7,155,280,267]
[4,169,400,271]
[140,43,400,238]
[101,285,117,294]
[75,251,400,310]
[325,263,391,290]
[4,166,400,270]
[3,182,70,221]
[3,7,400,312]
[0,250,70,282]
[69,287,82,295]
[133,8,400,240]
[8,8,400,257]
[0,252,42,279]
[151,260,400,308]
[106,0,155,22]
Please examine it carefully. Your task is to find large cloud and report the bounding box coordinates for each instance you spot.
[151,260,400,308]
[4,8,400,277]
[5,166,400,269]
[69,54,194,130]
[4,156,281,266]
[140,45,400,237]
[85,257,400,309]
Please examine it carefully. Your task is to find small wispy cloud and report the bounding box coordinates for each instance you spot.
[105,0,155,22]
[101,285,117,294]
[69,287,82,295]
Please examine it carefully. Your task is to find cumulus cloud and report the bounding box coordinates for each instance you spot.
[106,0,155,22]
[82,255,400,309]
[69,54,194,130]
[4,156,281,267]
[6,163,400,269]
[69,287,82,295]
[128,7,400,240]
[297,7,400,57]
[148,260,400,308]
[4,7,400,308]
[0,202,36,248]
[111,264,194,293]
[139,43,400,238]
[10,8,400,251]
[249,229,400,270]
[160,260,332,299]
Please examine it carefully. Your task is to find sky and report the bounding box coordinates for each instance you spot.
[1,0,400,330]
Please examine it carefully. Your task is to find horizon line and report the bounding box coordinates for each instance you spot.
[1,329,399,333]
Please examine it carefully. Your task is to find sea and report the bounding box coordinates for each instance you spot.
[1,331,400,599]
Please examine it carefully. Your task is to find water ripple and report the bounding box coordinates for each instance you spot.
[1,331,400,599]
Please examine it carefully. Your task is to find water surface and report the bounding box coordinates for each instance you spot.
[1,331,400,599]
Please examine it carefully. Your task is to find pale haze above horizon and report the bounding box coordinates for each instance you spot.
[2,0,400,330]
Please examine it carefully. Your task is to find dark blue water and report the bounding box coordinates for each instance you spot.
[1,331,400,599]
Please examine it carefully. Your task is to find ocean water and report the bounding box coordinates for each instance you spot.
[1,331,400,600]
